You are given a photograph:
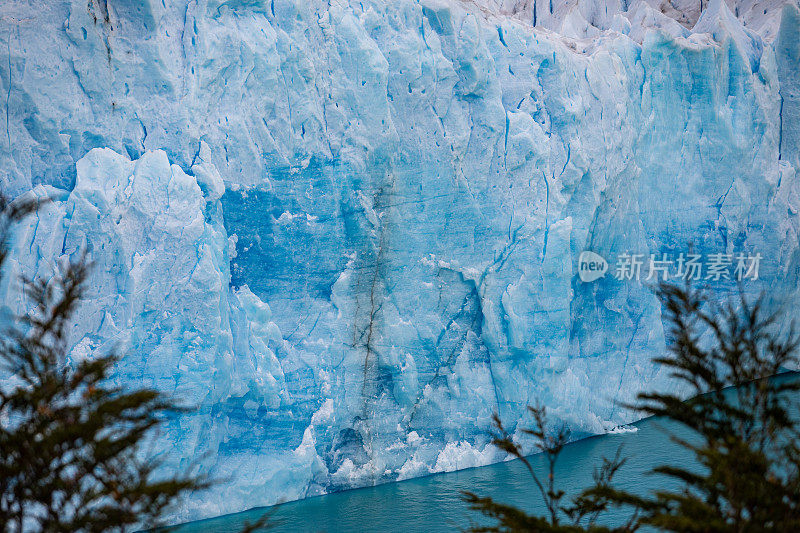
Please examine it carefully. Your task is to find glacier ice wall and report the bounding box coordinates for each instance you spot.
[1,0,800,522]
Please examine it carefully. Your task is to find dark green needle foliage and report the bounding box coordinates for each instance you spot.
[0,195,207,532]
[464,282,800,532]
[611,283,800,532]
[462,404,634,533]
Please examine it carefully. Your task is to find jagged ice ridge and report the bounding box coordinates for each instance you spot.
[1,0,799,523]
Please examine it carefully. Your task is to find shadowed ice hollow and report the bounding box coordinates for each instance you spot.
[1,0,799,523]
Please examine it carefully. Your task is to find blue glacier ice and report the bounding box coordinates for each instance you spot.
[1,0,799,523]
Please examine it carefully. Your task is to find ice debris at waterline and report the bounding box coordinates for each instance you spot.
[1,0,799,523]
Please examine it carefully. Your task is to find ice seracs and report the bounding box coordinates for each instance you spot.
[1,0,799,524]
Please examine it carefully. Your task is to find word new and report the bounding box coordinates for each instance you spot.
[578,251,762,283]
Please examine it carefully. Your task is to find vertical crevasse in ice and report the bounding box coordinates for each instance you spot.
[1,0,799,522]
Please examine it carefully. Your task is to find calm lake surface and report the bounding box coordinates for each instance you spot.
[173,373,799,533]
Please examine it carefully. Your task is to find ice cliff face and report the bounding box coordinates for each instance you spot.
[1,0,799,522]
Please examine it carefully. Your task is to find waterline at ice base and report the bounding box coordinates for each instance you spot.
[1,0,799,524]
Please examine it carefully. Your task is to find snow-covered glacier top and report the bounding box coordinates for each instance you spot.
[474,0,791,41]
[1,0,799,524]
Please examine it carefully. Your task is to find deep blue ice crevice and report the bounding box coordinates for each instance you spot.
[1,0,799,523]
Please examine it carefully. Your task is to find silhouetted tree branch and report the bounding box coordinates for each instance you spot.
[465,281,800,532]
[0,194,223,532]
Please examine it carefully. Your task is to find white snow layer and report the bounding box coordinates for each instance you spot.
[1,0,799,523]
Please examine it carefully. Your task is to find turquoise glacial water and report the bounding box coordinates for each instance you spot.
[172,373,798,533]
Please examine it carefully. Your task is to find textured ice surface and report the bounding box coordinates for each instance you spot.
[1,0,799,523]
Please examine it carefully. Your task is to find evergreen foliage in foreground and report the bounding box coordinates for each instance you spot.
[464,283,800,532]
[0,196,205,532]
